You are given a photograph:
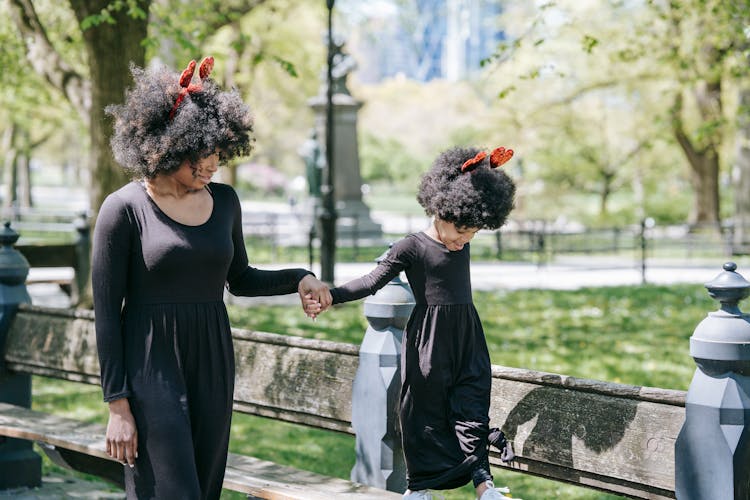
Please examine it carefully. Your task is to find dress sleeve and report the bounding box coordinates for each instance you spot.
[225,186,312,296]
[92,193,132,403]
[331,236,416,304]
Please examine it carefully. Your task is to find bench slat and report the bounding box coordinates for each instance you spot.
[0,403,400,499]
[0,402,110,461]
[225,454,401,499]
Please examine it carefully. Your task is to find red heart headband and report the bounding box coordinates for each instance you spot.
[461,146,514,173]
[169,56,215,121]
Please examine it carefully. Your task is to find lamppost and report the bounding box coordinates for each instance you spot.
[319,0,337,284]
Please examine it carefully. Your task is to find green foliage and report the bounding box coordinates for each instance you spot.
[480,0,750,226]
[207,0,326,174]
[581,35,599,54]
[147,0,262,56]
[80,0,147,30]
[359,133,422,184]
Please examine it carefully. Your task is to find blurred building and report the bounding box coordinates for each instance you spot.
[347,0,504,83]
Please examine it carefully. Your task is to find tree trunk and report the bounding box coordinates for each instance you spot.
[2,125,17,213]
[17,128,32,209]
[68,0,150,307]
[4,152,18,213]
[733,88,750,253]
[68,0,151,213]
[599,169,615,217]
[685,152,721,229]
[671,90,722,229]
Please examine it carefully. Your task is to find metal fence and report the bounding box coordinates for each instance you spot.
[3,208,746,263]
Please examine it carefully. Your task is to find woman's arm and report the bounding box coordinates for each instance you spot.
[92,193,132,402]
[224,185,317,297]
[92,193,139,466]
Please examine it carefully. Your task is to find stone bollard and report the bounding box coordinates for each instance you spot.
[350,246,414,492]
[675,262,750,499]
[72,211,91,305]
[0,221,40,489]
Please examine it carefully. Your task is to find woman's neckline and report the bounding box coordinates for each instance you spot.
[138,180,215,228]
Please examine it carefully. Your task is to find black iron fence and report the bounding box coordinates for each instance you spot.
[4,208,748,265]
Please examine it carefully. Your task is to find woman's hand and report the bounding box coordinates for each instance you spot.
[106,398,138,468]
[298,275,332,318]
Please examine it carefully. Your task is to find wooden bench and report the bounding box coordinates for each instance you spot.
[11,214,91,304]
[0,304,399,498]
[0,403,396,499]
[0,304,686,499]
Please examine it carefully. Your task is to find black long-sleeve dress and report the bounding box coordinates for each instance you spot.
[331,232,492,491]
[92,181,311,499]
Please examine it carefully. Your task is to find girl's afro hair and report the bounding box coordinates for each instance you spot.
[106,63,254,178]
[417,146,516,230]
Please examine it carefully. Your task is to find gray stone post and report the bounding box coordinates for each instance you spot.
[675,262,750,499]
[0,221,40,489]
[72,211,91,306]
[350,247,414,492]
[307,37,382,241]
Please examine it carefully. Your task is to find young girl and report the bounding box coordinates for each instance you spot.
[319,146,518,500]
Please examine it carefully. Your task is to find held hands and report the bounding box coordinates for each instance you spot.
[106,398,138,468]
[298,275,332,319]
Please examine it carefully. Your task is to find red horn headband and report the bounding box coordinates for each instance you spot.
[460,146,514,173]
[169,56,215,121]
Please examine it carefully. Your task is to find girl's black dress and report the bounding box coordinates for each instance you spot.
[92,181,311,499]
[331,232,492,491]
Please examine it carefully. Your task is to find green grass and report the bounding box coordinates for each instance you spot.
[228,284,707,390]
[32,284,714,499]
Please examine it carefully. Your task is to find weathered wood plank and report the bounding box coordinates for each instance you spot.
[0,403,399,499]
[232,329,359,433]
[488,366,683,499]
[225,454,401,499]
[0,402,110,460]
[4,306,100,383]
[3,306,361,432]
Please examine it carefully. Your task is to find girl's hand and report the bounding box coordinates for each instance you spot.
[301,293,323,319]
[106,398,138,468]
[298,275,332,312]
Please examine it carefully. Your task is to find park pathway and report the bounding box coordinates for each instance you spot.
[24,256,734,309]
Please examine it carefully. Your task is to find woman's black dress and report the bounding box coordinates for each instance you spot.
[92,181,311,499]
[331,232,492,491]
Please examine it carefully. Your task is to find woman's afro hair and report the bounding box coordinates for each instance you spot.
[417,146,516,230]
[106,63,254,178]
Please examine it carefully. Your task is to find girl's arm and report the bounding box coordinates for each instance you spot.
[331,237,416,304]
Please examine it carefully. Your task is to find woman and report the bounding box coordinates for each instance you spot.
[93,56,330,499]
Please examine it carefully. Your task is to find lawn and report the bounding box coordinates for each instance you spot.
[31,283,713,499]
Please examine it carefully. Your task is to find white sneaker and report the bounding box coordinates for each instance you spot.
[477,481,521,500]
[403,490,444,500]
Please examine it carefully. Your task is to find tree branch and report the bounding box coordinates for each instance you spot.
[7,0,90,124]
[670,92,700,169]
